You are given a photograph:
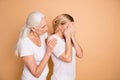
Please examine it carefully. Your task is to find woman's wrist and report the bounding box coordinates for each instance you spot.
[65,36,71,41]
[46,49,52,56]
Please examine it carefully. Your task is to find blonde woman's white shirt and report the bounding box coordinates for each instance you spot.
[48,35,76,80]
[20,32,48,80]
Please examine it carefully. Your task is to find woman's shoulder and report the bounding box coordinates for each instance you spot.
[48,34,58,40]
[21,37,31,45]
[48,34,64,43]
[40,32,48,39]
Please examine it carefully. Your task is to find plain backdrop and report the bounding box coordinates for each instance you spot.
[0,0,120,80]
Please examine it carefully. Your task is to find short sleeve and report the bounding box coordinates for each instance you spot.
[20,39,33,57]
[45,32,48,39]
[53,40,65,57]
[44,32,48,39]
[48,36,65,57]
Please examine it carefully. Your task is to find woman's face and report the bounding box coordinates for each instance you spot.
[35,18,48,35]
[59,22,71,33]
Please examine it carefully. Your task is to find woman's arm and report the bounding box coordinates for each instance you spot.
[59,36,72,62]
[71,36,83,58]
[70,22,83,58]
[59,27,72,63]
[22,39,56,78]
[22,51,51,78]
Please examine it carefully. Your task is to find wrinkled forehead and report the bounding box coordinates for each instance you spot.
[37,18,47,27]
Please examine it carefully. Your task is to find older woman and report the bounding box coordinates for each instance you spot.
[15,11,56,80]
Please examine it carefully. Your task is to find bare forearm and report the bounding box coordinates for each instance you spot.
[24,38,56,78]
[35,51,51,77]
[65,36,72,60]
[71,36,83,58]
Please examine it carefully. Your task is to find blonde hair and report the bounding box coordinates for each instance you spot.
[15,11,45,56]
[52,13,74,33]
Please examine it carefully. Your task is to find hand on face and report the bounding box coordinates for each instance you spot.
[69,22,75,37]
[63,22,75,38]
[63,25,71,38]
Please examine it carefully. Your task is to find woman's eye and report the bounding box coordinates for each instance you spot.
[61,23,65,25]
[66,26,68,28]
[42,26,45,28]
[42,25,47,28]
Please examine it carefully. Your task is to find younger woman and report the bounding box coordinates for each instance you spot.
[48,13,83,80]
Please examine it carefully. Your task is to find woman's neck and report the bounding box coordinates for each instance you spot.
[55,31,64,39]
[29,31,39,39]
[28,31,41,47]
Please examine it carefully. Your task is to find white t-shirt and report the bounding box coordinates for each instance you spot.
[48,35,76,80]
[20,32,48,80]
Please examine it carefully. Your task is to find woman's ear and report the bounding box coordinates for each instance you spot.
[31,27,36,32]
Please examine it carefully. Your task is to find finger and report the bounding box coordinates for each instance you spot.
[49,38,56,42]
[49,38,56,45]
[52,40,57,46]
[67,27,71,32]
[64,29,67,34]
[51,39,57,46]
[51,38,57,43]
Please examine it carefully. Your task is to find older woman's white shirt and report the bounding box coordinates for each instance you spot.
[48,35,76,80]
[20,33,48,80]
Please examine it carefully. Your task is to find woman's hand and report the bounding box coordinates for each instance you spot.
[63,26,71,38]
[46,38,57,54]
[69,22,75,38]
[63,22,75,39]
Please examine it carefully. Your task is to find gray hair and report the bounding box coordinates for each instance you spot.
[15,11,45,56]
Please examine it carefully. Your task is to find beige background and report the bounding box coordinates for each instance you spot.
[0,0,120,80]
